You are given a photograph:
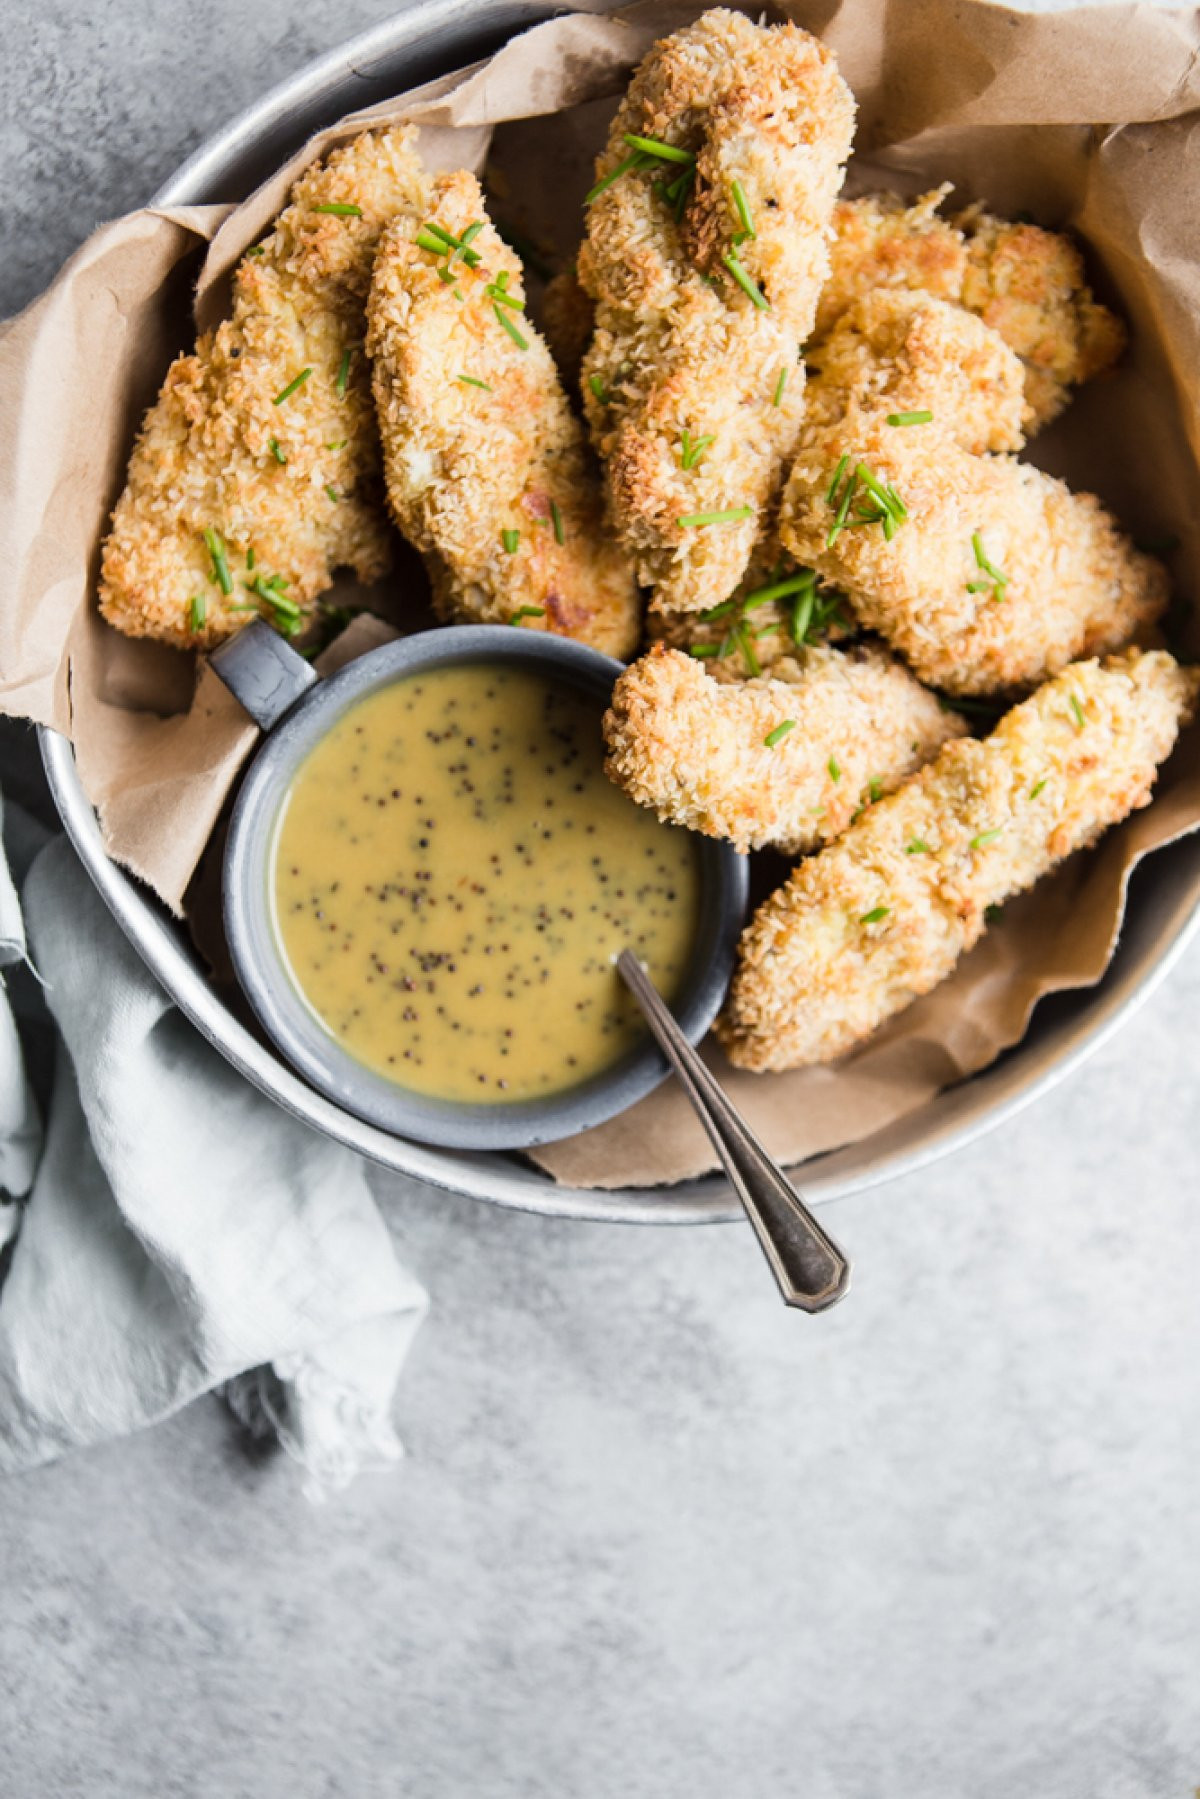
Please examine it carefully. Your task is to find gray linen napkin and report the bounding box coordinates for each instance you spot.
[0,820,429,1495]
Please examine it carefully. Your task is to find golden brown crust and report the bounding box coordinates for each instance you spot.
[604,642,966,854]
[100,127,429,648]
[366,171,641,658]
[813,189,1126,432]
[779,292,1167,695]
[719,650,1200,1069]
[578,9,855,613]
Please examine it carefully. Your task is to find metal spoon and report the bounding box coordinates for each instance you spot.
[617,950,852,1313]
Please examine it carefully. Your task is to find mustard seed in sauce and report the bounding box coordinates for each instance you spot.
[271,664,702,1104]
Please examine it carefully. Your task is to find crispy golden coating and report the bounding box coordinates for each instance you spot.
[540,268,596,393]
[100,127,429,648]
[779,292,1168,695]
[604,643,966,854]
[720,650,1199,1070]
[366,171,640,658]
[957,206,1127,431]
[812,189,1126,431]
[578,9,855,614]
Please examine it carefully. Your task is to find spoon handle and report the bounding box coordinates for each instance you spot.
[617,951,851,1313]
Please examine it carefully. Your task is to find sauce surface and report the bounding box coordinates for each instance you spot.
[271,663,701,1103]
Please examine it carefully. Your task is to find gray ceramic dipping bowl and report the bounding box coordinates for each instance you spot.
[211,620,749,1151]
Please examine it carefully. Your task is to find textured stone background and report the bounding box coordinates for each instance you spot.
[3,4,1200,1796]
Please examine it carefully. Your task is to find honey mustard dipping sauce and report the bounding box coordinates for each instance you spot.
[270,663,702,1103]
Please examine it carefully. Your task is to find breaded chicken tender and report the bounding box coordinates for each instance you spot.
[779,292,1167,695]
[367,171,640,658]
[811,189,1125,431]
[100,127,429,648]
[720,649,1199,1070]
[604,643,966,854]
[579,9,855,614]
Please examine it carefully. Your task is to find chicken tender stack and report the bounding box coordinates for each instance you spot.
[811,189,1125,430]
[779,291,1168,695]
[367,171,640,658]
[579,9,855,614]
[720,649,1199,1070]
[101,127,430,648]
[604,643,966,854]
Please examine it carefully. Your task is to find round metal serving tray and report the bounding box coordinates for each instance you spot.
[39,0,1200,1224]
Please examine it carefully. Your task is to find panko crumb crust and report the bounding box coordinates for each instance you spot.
[780,292,1167,695]
[719,649,1200,1070]
[366,170,640,658]
[579,9,855,614]
[100,126,430,648]
[604,642,966,854]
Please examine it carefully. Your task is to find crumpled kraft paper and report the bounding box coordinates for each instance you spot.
[3,0,1200,1188]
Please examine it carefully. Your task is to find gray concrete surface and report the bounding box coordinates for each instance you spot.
[3,4,1200,1796]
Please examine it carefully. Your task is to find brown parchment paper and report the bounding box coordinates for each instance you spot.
[4,0,1200,1188]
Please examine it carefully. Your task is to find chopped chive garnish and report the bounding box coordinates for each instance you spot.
[501,529,520,554]
[588,374,610,404]
[735,621,760,676]
[754,622,782,640]
[667,165,695,220]
[855,464,905,522]
[985,904,1004,923]
[826,455,850,507]
[1069,694,1086,730]
[511,606,545,623]
[970,828,1004,849]
[267,435,287,464]
[416,227,450,255]
[622,132,694,165]
[273,367,312,406]
[971,530,1009,590]
[245,244,266,257]
[487,284,526,313]
[791,588,815,645]
[312,202,363,217]
[459,221,484,250]
[202,528,233,595]
[325,485,339,504]
[966,579,994,593]
[860,907,891,925]
[457,374,493,391]
[730,178,756,240]
[1030,779,1047,799]
[772,366,788,407]
[722,251,769,310]
[422,222,459,247]
[689,642,721,658]
[550,500,565,545]
[827,470,859,547]
[764,719,795,748]
[493,304,529,349]
[680,429,715,470]
[743,572,814,610]
[906,839,930,855]
[188,593,206,633]
[326,440,346,453]
[886,410,933,427]
[335,348,353,396]
[700,598,739,621]
[828,755,841,782]
[246,575,301,619]
[678,507,754,528]
[245,548,255,571]
[585,150,647,205]
[867,778,883,803]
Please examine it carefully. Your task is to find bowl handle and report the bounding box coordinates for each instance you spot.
[208,619,318,732]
